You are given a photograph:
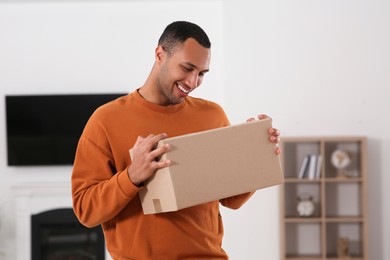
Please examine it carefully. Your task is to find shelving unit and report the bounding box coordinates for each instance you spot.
[279,137,369,260]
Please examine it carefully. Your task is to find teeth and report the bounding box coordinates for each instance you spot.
[178,84,189,94]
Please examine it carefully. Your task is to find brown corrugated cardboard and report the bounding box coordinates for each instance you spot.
[133,118,284,214]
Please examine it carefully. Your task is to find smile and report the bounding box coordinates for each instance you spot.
[177,83,190,94]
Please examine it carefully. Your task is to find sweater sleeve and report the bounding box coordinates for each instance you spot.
[72,135,140,228]
[219,191,256,210]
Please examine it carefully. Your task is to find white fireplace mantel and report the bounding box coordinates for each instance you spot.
[13,182,73,260]
[13,182,111,260]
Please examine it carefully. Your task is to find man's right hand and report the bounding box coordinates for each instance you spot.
[127,133,171,187]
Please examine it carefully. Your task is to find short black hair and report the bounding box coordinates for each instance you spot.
[158,21,211,55]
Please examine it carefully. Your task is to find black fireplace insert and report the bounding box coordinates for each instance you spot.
[31,208,105,260]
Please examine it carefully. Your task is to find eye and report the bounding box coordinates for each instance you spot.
[182,66,192,72]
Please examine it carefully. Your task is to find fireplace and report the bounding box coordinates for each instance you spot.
[13,182,110,260]
[31,208,105,260]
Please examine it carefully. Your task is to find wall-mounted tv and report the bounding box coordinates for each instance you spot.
[5,93,126,166]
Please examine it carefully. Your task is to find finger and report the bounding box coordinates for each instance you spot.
[151,159,171,170]
[142,133,168,151]
[134,134,158,149]
[270,135,280,143]
[246,117,255,122]
[258,114,272,120]
[268,128,280,136]
[149,143,170,161]
[276,147,281,155]
[150,133,168,144]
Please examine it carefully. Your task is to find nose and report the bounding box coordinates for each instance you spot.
[185,72,199,89]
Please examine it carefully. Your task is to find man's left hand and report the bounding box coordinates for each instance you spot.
[247,114,281,155]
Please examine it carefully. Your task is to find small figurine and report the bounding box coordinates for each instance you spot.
[338,236,350,259]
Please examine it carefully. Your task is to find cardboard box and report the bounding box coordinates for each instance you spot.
[134,118,284,214]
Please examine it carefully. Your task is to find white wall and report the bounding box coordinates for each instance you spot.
[223,1,390,260]
[0,1,226,259]
[0,0,389,260]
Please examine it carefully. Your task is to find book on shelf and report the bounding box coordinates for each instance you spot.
[298,156,310,178]
[298,154,322,179]
[315,155,322,179]
[307,154,317,179]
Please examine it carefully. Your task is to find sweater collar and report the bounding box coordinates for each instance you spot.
[131,89,186,113]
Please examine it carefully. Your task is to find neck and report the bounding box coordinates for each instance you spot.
[137,70,159,103]
[137,83,160,104]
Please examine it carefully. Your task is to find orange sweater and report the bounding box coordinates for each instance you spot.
[72,90,253,259]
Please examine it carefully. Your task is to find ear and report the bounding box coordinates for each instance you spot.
[155,45,166,63]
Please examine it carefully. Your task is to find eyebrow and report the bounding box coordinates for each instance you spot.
[183,62,209,73]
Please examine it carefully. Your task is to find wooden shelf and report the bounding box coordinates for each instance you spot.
[284,178,322,183]
[284,177,362,183]
[324,177,362,183]
[285,217,322,223]
[286,255,322,260]
[280,137,369,260]
[325,217,364,223]
[326,255,365,260]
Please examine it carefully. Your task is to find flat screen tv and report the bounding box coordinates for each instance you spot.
[5,93,126,166]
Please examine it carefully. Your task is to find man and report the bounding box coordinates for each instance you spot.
[72,21,280,259]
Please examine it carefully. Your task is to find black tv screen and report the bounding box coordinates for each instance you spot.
[5,93,126,166]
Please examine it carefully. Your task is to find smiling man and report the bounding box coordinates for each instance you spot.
[71,21,280,259]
